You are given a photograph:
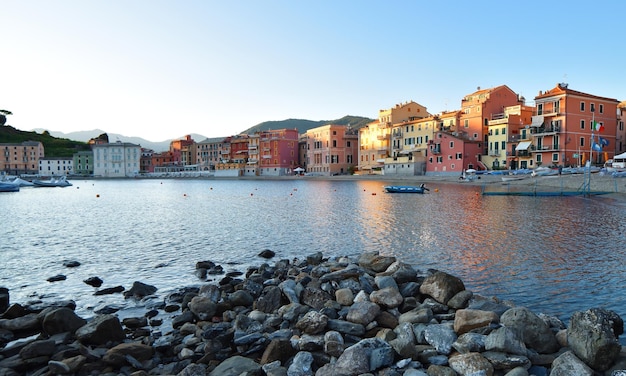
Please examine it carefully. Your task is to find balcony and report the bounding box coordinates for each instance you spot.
[532,125,561,135]
[488,150,502,157]
[392,131,403,138]
[377,135,387,140]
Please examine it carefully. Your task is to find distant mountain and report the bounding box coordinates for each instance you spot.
[30,129,208,152]
[241,115,374,135]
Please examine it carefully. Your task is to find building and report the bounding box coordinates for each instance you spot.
[428,132,482,175]
[0,141,44,175]
[257,129,299,176]
[385,114,437,176]
[531,83,620,167]
[485,104,534,170]
[38,157,73,176]
[305,124,358,175]
[73,150,94,176]
[140,148,154,173]
[359,101,429,174]
[92,141,141,177]
[194,137,225,171]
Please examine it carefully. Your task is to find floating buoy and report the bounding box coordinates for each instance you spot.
[372,192,377,195]
[96,194,100,198]
[250,193,253,196]
[183,193,187,197]
[293,188,297,191]
[434,188,439,192]
[210,187,213,190]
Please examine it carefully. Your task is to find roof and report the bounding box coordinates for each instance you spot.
[536,83,618,103]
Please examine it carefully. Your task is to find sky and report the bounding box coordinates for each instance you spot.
[1,1,624,142]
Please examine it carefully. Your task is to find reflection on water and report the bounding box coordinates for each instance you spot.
[1,179,625,326]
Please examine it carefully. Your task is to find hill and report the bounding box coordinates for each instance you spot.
[241,115,374,135]
[0,125,90,157]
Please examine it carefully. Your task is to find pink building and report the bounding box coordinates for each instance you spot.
[428,132,482,175]
[305,124,358,175]
[257,128,299,176]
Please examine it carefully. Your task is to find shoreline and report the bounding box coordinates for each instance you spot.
[1,251,624,375]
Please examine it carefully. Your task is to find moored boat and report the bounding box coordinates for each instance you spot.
[33,176,73,187]
[383,184,429,193]
[0,182,20,192]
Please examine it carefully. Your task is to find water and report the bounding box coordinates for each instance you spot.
[1,178,625,327]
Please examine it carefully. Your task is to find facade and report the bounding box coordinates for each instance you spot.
[38,157,73,176]
[359,101,430,174]
[532,83,619,167]
[385,115,437,176]
[140,148,154,173]
[428,132,482,175]
[618,101,626,154]
[305,124,358,176]
[169,135,195,165]
[0,141,44,175]
[257,129,299,176]
[194,137,225,171]
[73,150,94,176]
[485,104,534,170]
[92,141,141,177]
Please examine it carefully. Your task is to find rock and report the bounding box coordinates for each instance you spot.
[358,252,396,272]
[260,338,296,365]
[453,309,499,335]
[485,326,527,356]
[94,285,125,295]
[370,286,404,308]
[568,308,622,371]
[323,330,345,357]
[0,287,8,313]
[419,271,465,305]
[286,351,314,376]
[346,301,380,326]
[448,352,494,376]
[550,350,594,376]
[189,296,217,321]
[258,249,275,258]
[482,351,531,370]
[295,311,328,334]
[301,286,332,310]
[398,307,433,324]
[42,307,87,335]
[63,260,81,267]
[123,281,157,299]
[0,313,39,334]
[332,338,395,374]
[424,324,457,355]
[47,274,66,282]
[83,276,103,287]
[254,286,283,313]
[335,288,354,306]
[103,342,154,366]
[19,339,56,359]
[229,290,254,307]
[177,363,208,375]
[75,314,125,345]
[500,307,560,354]
[452,332,486,353]
[208,355,261,376]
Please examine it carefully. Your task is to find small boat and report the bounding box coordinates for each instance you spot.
[10,177,35,187]
[33,176,73,187]
[0,182,20,192]
[384,184,429,193]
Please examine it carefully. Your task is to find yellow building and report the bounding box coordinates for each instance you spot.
[485,104,533,170]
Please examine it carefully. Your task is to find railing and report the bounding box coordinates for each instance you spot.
[532,126,561,135]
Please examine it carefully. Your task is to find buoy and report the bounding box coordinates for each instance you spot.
[250,193,253,196]
[435,188,439,192]
[183,193,187,197]
[96,194,100,198]
[372,192,376,195]
[293,188,297,191]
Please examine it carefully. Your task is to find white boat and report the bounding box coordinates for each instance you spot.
[605,152,626,172]
[10,177,35,187]
[33,176,73,187]
[501,174,530,182]
[0,182,20,192]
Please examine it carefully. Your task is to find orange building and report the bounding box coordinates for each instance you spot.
[0,141,44,175]
[305,124,358,176]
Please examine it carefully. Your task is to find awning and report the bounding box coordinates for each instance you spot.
[530,115,544,127]
[515,141,532,151]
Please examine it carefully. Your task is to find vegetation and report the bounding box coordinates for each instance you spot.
[241,115,374,135]
[0,124,90,157]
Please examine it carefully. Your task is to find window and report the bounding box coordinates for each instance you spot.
[580,102,585,111]
[580,137,585,147]
[599,104,604,114]
[590,103,595,113]
[537,103,543,115]
[347,141,351,147]
[501,141,506,150]
[456,153,462,159]
[536,154,542,163]
[332,140,337,147]
[449,141,454,148]
[552,153,559,162]
[464,120,469,128]
[495,129,499,135]
[580,120,585,129]
[436,156,442,163]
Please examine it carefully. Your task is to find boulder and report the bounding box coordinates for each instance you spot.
[453,309,499,335]
[358,252,396,272]
[103,342,154,366]
[419,271,465,305]
[567,308,622,371]
[83,276,103,287]
[75,314,125,345]
[500,307,560,354]
[188,296,217,321]
[550,350,594,376]
[123,281,157,299]
[42,307,87,335]
[0,287,8,313]
[449,352,494,376]
[208,355,261,376]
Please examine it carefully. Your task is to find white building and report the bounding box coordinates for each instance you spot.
[38,157,73,177]
[92,141,141,177]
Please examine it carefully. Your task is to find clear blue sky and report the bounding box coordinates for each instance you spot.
[2,1,624,141]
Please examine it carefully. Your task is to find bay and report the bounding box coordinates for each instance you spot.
[1,178,625,328]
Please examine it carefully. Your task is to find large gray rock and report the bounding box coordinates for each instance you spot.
[370,286,404,308]
[346,301,380,326]
[550,350,594,376]
[188,296,217,321]
[75,314,125,345]
[330,338,395,375]
[485,326,527,356]
[424,324,457,355]
[568,308,622,371]
[42,307,87,335]
[419,271,465,305]
[358,252,396,272]
[500,307,559,354]
[287,351,314,376]
[448,352,494,376]
[454,309,499,335]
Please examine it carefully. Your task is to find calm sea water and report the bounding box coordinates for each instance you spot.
[1,178,625,327]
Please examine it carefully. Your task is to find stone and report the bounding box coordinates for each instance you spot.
[260,338,296,365]
[482,351,531,370]
[419,271,465,305]
[370,286,404,308]
[447,290,473,309]
[550,350,594,376]
[83,276,103,287]
[452,332,486,353]
[75,314,125,345]
[278,279,300,304]
[19,339,56,359]
[332,338,394,374]
[324,330,345,357]
[287,351,314,376]
[62,260,81,267]
[500,307,560,354]
[229,290,254,307]
[47,274,66,282]
[254,286,283,313]
[301,286,332,310]
[0,287,8,313]
[424,324,457,355]
[188,296,217,321]
[389,322,417,359]
[208,355,261,376]
[398,307,433,324]
[335,288,354,306]
[485,326,527,356]
[177,363,208,376]
[346,301,380,326]
[448,352,494,376]
[568,308,622,371]
[358,252,396,272]
[295,310,328,334]
[42,307,87,335]
[94,285,125,295]
[454,309,499,335]
[0,313,39,334]
[258,249,275,258]
[123,281,157,299]
[103,342,154,367]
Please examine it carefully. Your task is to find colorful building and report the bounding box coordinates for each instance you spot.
[305,124,358,176]
[92,141,141,177]
[0,141,44,175]
[428,132,482,175]
[257,128,299,176]
[485,104,534,170]
[73,150,94,176]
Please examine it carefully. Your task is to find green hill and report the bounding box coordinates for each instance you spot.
[241,115,374,135]
[0,125,90,157]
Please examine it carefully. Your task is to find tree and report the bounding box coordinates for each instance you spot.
[0,109,11,126]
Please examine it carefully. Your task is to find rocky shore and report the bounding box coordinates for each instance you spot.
[1,251,625,376]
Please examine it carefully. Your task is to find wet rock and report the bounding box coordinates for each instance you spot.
[103,342,154,367]
[19,339,56,359]
[62,260,81,268]
[46,274,66,282]
[453,308,499,335]
[485,326,527,356]
[255,286,283,313]
[83,276,103,287]
[75,314,125,345]
[207,355,261,375]
[258,249,275,259]
[419,271,465,305]
[188,296,217,321]
[550,350,594,376]
[0,287,8,314]
[124,281,157,299]
[568,308,622,371]
[358,252,396,273]
[41,307,87,335]
[448,352,494,376]
[94,285,125,295]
